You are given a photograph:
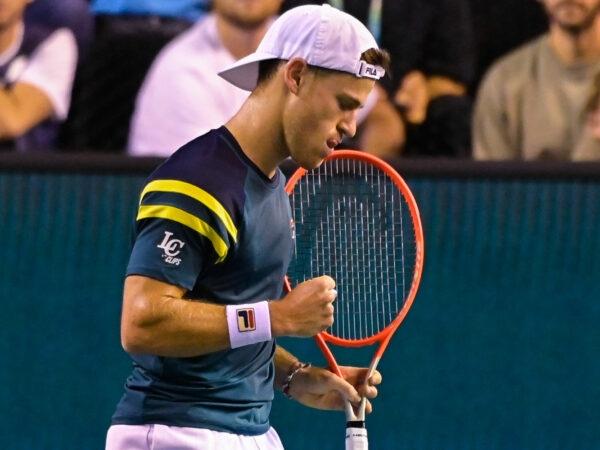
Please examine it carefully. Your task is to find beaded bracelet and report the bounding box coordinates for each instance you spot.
[282,361,311,399]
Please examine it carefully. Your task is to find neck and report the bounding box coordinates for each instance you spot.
[216,15,273,60]
[225,90,288,179]
[548,19,600,64]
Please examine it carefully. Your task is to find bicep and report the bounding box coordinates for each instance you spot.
[122,275,188,326]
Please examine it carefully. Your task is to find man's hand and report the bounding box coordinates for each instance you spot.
[269,276,337,337]
[285,364,382,413]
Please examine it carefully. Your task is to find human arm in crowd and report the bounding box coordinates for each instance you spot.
[0,81,53,139]
[0,28,77,142]
[355,84,406,158]
[391,0,473,126]
[394,71,467,126]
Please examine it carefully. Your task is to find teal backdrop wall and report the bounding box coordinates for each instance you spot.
[1,156,599,449]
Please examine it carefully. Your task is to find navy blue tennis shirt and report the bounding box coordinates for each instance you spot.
[111,126,295,435]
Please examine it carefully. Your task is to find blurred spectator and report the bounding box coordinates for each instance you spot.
[59,0,210,152]
[25,0,94,57]
[128,0,283,156]
[0,0,78,151]
[128,0,403,157]
[473,0,600,160]
[281,0,475,158]
[468,0,547,95]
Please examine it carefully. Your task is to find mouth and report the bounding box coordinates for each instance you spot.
[326,138,340,150]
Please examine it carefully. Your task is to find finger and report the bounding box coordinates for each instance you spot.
[367,370,382,386]
[317,275,336,290]
[357,384,378,399]
[330,375,361,404]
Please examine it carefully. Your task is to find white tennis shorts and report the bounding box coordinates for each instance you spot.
[106,424,285,450]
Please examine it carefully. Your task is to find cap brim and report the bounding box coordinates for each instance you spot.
[218,51,278,91]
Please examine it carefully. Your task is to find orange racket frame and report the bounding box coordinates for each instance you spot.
[284,149,424,379]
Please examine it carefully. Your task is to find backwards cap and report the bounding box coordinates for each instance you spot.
[218,4,385,91]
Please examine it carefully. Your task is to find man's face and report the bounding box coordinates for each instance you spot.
[282,66,375,170]
[0,0,30,30]
[540,0,600,33]
[213,0,284,29]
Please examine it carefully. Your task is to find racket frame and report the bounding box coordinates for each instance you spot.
[284,150,424,445]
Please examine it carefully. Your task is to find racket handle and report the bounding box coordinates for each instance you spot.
[345,423,368,450]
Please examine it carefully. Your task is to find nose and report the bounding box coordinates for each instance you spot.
[338,110,358,139]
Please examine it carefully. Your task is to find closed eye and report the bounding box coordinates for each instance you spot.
[337,94,362,111]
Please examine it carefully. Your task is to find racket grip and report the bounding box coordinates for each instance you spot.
[345,423,368,450]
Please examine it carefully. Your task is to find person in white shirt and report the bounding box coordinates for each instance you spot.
[128,0,403,157]
[0,0,78,151]
[128,0,282,156]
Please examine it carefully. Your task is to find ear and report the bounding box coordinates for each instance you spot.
[283,58,309,94]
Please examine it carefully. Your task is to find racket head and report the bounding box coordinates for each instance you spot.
[285,150,424,349]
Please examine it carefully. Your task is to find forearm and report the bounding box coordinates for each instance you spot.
[0,90,20,137]
[426,75,467,99]
[121,273,337,358]
[121,275,231,357]
[0,84,54,138]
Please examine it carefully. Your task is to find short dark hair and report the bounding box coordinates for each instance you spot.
[257,59,286,87]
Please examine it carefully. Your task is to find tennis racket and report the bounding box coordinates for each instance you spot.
[284,150,424,450]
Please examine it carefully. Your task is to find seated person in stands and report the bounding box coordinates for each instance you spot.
[0,0,78,151]
[128,0,403,157]
[281,0,475,158]
[127,0,283,156]
[472,0,600,160]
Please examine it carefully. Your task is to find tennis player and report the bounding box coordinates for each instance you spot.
[106,4,390,449]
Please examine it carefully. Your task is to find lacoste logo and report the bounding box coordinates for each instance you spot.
[157,231,185,265]
[236,308,256,332]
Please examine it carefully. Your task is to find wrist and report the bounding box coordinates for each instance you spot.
[268,300,291,337]
[282,361,311,399]
[226,301,272,348]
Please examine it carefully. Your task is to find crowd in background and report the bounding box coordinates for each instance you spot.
[3,0,600,160]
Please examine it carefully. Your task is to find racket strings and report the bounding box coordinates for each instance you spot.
[289,158,418,341]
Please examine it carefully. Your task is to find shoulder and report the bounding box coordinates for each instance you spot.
[146,129,251,221]
[476,35,546,100]
[141,14,222,81]
[22,25,77,74]
[154,14,218,60]
[483,36,546,81]
[24,23,76,53]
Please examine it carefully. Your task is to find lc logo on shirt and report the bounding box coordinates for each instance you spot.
[157,231,185,266]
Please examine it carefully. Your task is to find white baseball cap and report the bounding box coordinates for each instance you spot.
[218,4,385,91]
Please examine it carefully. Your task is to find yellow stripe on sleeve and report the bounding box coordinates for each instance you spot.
[139,179,238,243]
[137,204,229,263]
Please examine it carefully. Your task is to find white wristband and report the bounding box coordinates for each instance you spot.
[226,301,272,349]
